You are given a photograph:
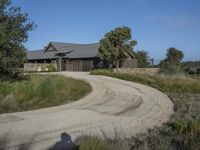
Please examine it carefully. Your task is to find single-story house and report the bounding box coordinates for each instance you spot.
[26,42,137,72]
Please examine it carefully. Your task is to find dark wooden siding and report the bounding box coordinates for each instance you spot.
[65,60,73,71]
[82,60,93,71]
[63,58,95,71]
[73,60,82,71]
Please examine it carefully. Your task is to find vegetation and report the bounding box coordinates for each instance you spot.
[88,69,200,150]
[76,136,116,150]
[46,64,57,72]
[0,75,91,114]
[159,47,184,75]
[0,0,35,81]
[128,93,200,150]
[91,69,200,93]
[75,135,130,150]
[183,61,200,75]
[135,50,150,68]
[98,26,137,68]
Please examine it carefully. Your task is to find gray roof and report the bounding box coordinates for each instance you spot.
[27,42,99,60]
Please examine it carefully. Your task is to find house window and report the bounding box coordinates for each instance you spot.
[52,60,56,63]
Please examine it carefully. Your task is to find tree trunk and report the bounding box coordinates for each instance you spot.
[113,60,120,69]
[116,60,120,68]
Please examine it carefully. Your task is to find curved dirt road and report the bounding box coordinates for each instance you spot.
[0,72,173,149]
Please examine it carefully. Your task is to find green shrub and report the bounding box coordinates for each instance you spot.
[159,63,184,75]
[75,135,130,150]
[76,136,114,150]
[173,119,200,135]
[159,47,184,75]
[0,69,29,82]
[46,64,56,72]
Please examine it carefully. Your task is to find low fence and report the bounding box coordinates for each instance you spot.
[24,63,57,72]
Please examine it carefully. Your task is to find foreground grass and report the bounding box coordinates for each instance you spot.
[75,135,130,150]
[77,69,200,150]
[0,75,91,114]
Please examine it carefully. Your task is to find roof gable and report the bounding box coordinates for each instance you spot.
[50,42,83,51]
[44,43,57,52]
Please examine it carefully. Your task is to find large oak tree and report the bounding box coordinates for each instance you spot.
[0,0,35,80]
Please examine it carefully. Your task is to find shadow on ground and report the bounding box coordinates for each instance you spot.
[0,132,78,150]
[49,132,78,150]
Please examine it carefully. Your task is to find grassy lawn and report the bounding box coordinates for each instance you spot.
[0,75,91,114]
[79,69,200,150]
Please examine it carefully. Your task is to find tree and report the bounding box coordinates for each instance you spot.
[0,0,35,80]
[165,47,184,63]
[135,50,150,68]
[98,26,137,68]
[159,47,184,74]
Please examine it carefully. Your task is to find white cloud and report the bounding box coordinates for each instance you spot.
[143,14,199,31]
[162,15,190,30]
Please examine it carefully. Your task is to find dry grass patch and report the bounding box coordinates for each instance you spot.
[91,69,200,93]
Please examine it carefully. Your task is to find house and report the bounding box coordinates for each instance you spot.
[27,42,100,71]
[26,42,137,72]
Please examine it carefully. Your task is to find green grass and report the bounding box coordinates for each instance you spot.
[75,135,130,150]
[0,75,91,114]
[76,136,115,150]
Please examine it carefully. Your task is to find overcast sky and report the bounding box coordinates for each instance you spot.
[13,0,200,62]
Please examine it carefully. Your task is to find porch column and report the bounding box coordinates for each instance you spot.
[57,56,62,72]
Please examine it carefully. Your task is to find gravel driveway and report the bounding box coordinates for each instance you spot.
[0,72,174,149]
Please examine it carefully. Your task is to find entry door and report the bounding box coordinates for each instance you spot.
[66,61,73,71]
[73,60,81,71]
[61,60,66,71]
[82,60,93,71]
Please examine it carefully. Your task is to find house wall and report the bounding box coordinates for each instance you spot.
[62,58,95,71]
[24,63,57,72]
[25,58,137,72]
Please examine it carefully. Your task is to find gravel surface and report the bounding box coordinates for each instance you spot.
[0,72,174,150]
